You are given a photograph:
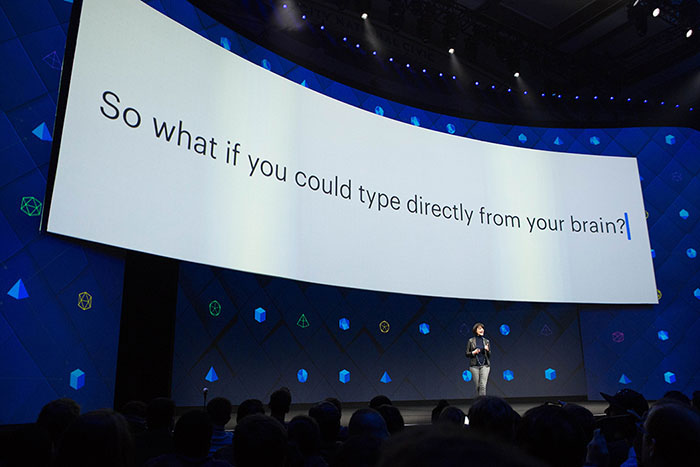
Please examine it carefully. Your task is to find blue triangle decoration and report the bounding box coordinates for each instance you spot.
[205,366,218,382]
[553,136,563,146]
[32,122,52,141]
[619,374,632,384]
[7,279,29,300]
[301,79,307,87]
[380,371,391,384]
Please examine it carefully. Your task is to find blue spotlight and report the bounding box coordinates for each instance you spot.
[610,96,614,100]
[422,68,426,73]
[372,50,377,55]
[575,95,579,99]
[644,99,648,103]
[439,72,443,77]
[452,75,456,80]
[661,101,665,105]
[320,25,324,30]
[406,63,410,68]
[507,88,512,92]
[491,84,496,89]
[343,36,347,41]
[675,104,680,108]
[593,96,598,100]
[356,43,360,48]
[302,14,306,20]
[475,81,479,86]
[389,57,393,61]
[523,91,528,95]
[627,97,631,102]
[541,93,546,97]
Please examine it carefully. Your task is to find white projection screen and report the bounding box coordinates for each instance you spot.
[45,0,657,304]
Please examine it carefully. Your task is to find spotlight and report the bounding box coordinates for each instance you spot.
[448,47,455,54]
[507,88,512,92]
[452,75,456,80]
[575,95,580,99]
[474,81,479,86]
[439,72,443,77]
[523,91,528,95]
[301,14,306,20]
[422,68,426,73]
[361,13,368,20]
[513,72,520,78]
[406,63,410,68]
[372,50,377,55]
[389,57,393,62]
[687,28,693,38]
[320,25,325,30]
[652,7,660,17]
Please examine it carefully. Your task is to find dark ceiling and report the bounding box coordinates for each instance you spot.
[189,0,700,128]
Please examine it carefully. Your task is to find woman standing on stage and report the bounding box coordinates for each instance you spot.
[466,322,491,396]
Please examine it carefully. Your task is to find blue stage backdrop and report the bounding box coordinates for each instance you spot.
[0,0,124,424]
[153,0,699,405]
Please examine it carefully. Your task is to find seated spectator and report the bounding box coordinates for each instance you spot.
[331,435,382,467]
[121,400,148,434]
[377,425,545,467]
[287,415,327,467]
[54,409,133,467]
[236,398,265,424]
[324,398,348,441]
[601,388,649,418]
[376,404,404,435]
[468,396,519,443]
[36,397,80,458]
[206,397,233,454]
[431,400,450,424]
[134,397,176,466]
[269,387,292,426]
[437,406,466,429]
[660,390,690,406]
[146,409,229,467]
[599,389,648,467]
[369,395,392,410]
[233,414,287,467]
[516,404,585,467]
[348,408,389,441]
[309,401,341,463]
[639,400,700,467]
[561,403,594,447]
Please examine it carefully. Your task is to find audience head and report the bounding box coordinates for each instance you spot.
[601,388,648,418]
[333,434,382,467]
[369,395,392,410]
[325,397,342,416]
[236,398,265,424]
[54,409,133,467]
[308,400,341,444]
[431,400,450,424]
[119,400,147,433]
[661,390,690,406]
[233,414,287,467]
[287,415,322,458]
[468,396,518,442]
[376,404,404,434]
[206,396,232,427]
[378,425,545,467]
[269,387,292,419]
[561,403,595,445]
[437,406,466,429]
[348,408,389,440]
[516,404,585,467]
[36,397,81,446]
[146,397,175,431]
[173,409,212,458]
[640,400,700,467]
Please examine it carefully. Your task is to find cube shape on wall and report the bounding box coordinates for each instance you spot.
[418,323,430,334]
[664,371,676,384]
[657,330,669,341]
[70,369,85,390]
[665,134,676,145]
[339,369,350,384]
[500,324,510,335]
[339,318,350,330]
[503,370,514,381]
[255,307,266,323]
[462,370,472,382]
[545,368,556,380]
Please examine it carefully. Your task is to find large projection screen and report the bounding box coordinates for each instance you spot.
[45,0,657,304]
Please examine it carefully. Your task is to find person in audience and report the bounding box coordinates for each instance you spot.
[309,401,342,463]
[377,425,545,467]
[516,404,585,467]
[206,397,233,454]
[601,388,649,418]
[466,322,491,396]
[561,403,595,448]
[638,399,700,467]
[269,387,292,426]
[325,397,348,441]
[368,395,392,410]
[287,415,328,467]
[660,390,690,406]
[134,397,176,466]
[467,396,519,443]
[431,400,450,424]
[376,404,404,435]
[437,406,466,429]
[3,423,52,467]
[121,400,148,434]
[35,397,80,459]
[331,435,382,467]
[599,389,649,466]
[236,398,265,424]
[233,414,287,467]
[348,408,389,441]
[54,409,134,467]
